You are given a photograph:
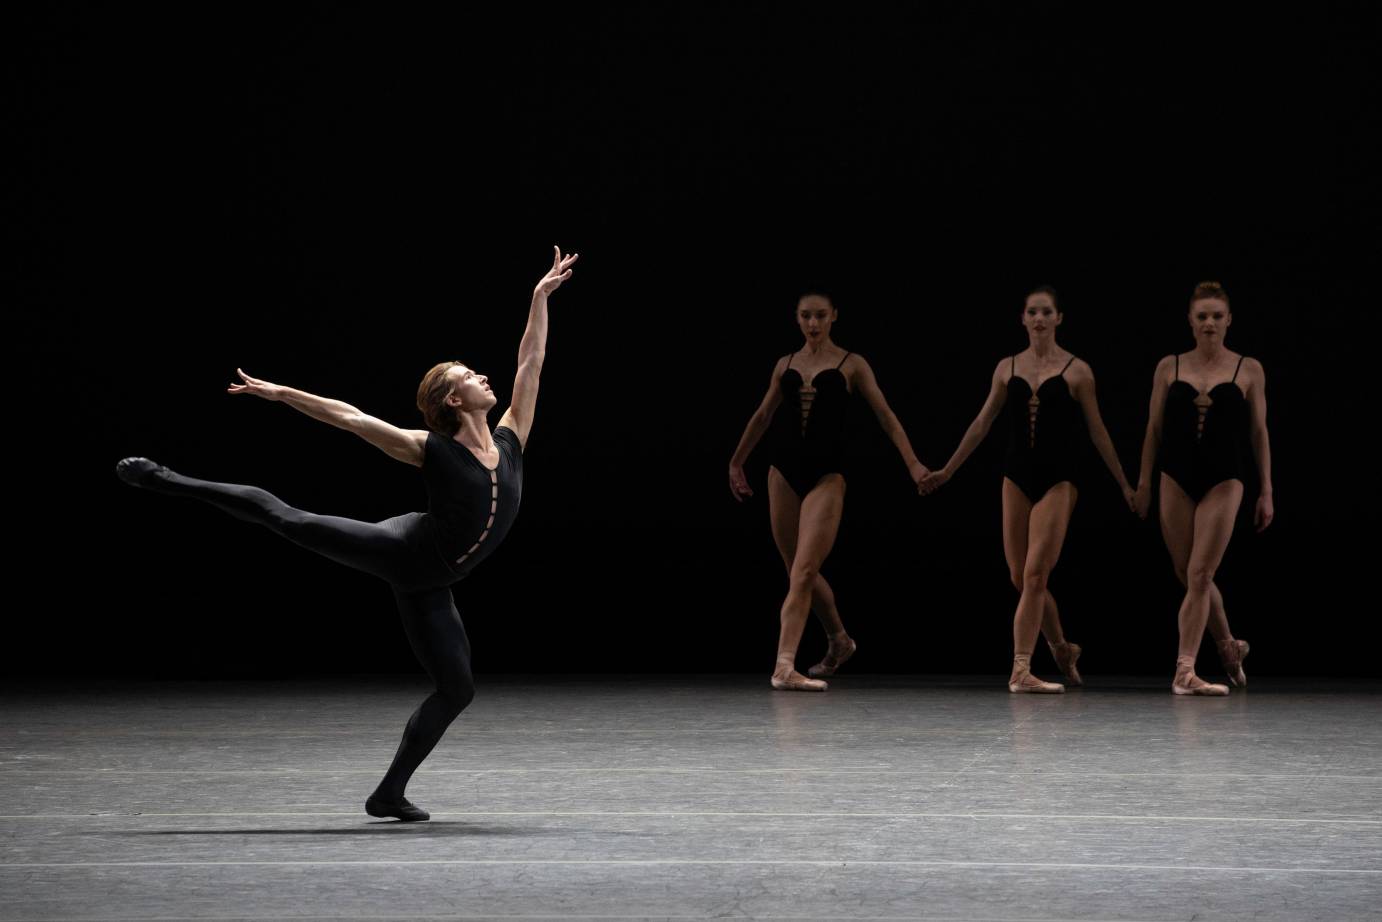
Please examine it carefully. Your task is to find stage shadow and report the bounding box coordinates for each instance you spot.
[122,822,555,836]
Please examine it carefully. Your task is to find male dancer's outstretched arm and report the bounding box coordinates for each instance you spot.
[498,246,578,450]
[228,370,427,466]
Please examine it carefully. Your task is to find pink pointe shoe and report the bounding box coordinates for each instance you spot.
[807,635,857,678]
[772,654,828,692]
[1172,655,1229,696]
[1047,639,1083,687]
[1009,653,1064,694]
[1216,638,1250,687]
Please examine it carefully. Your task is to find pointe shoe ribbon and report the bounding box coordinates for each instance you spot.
[1172,656,1229,696]
[1008,654,1064,694]
[772,655,828,692]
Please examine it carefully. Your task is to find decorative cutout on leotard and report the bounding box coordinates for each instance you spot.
[784,351,851,437]
[455,469,500,566]
[1012,355,1074,450]
[1174,354,1245,443]
[1194,392,1213,441]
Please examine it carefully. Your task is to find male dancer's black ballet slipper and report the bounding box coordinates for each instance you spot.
[115,457,169,488]
[365,794,430,822]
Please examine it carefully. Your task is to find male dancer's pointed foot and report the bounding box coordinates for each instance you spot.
[772,656,827,692]
[116,457,168,488]
[1008,654,1064,694]
[365,794,430,822]
[1047,640,1083,687]
[1216,638,1249,687]
[1172,656,1230,696]
[807,635,857,678]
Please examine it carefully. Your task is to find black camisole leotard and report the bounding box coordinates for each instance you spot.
[1159,354,1250,502]
[1002,354,1085,503]
[767,351,852,498]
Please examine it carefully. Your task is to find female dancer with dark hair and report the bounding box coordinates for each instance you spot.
[729,293,929,691]
[1133,281,1273,695]
[117,247,577,820]
[919,286,1134,692]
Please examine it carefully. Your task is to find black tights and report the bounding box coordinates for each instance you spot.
[143,468,474,801]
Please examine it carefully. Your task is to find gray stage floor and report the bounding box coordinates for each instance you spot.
[2,676,1380,921]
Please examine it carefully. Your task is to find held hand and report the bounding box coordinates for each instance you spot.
[917,467,950,496]
[1132,483,1151,520]
[535,245,579,296]
[728,464,754,502]
[227,368,283,401]
[1255,494,1274,532]
[1122,485,1138,515]
[907,459,931,489]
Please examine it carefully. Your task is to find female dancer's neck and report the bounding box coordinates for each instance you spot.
[1192,341,1229,363]
[800,337,836,356]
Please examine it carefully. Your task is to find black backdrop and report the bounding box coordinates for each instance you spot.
[14,4,1377,676]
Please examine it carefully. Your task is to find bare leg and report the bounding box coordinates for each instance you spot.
[1165,530,1236,643]
[1040,594,1066,645]
[767,468,851,660]
[1165,535,1248,686]
[1161,475,1242,694]
[807,575,848,643]
[1006,480,1077,693]
[770,473,846,691]
[1012,501,1082,685]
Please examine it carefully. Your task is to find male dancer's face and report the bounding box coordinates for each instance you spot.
[1189,298,1231,344]
[446,365,498,414]
[1022,295,1061,337]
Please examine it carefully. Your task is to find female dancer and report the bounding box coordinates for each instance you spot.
[116,247,577,820]
[729,293,928,691]
[918,286,1134,692]
[1134,281,1273,695]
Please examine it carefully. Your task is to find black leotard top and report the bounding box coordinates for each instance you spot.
[1002,355,1085,501]
[422,426,524,576]
[1159,355,1249,501]
[766,351,853,496]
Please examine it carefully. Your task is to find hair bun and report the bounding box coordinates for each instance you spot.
[1190,281,1230,305]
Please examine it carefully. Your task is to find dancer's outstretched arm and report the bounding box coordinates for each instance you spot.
[918,359,1008,495]
[1244,358,1273,531]
[1068,361,1137,511]
[228,369,428,467]
[1132,355,1174,519]
[728,357,790,501]
[851,356,929,486]
[498,246,578,450]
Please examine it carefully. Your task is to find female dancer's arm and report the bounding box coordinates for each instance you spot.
[851,356,929,486]
[1244,358,1274,531]
[728,357,789,501]
[917,359,1007,496]
[228,368,427,466]
[1069,360,1137,510]
[497,246,578,450]
[1132,355,1174,519]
